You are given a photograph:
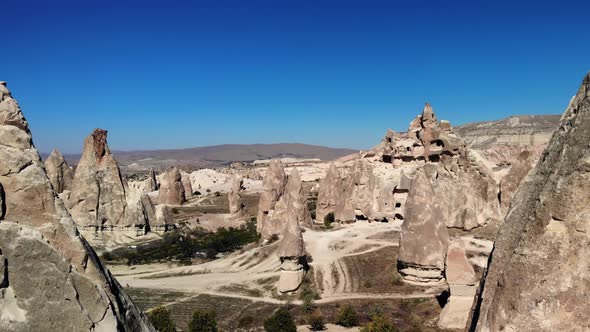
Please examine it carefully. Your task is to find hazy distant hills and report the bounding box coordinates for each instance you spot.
[51,143,357,169]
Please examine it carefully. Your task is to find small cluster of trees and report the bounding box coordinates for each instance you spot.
[148,307,218,332]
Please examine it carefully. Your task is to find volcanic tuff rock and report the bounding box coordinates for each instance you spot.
[498,149,534,211]
[438,239,477,329]
[145,168,158,192]
[0,82,153,331]
[316,163,342,223]
[45,148,74,193]
[272,168,313,229]
[228,174,244,218]
[469,73,590,331]
[66,128,128,230]
[398,170,450,285]
[158,167,186,205]
[180,171,193,199]
[278,213,306,293]
[257,160,287,239]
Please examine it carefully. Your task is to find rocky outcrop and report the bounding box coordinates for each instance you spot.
[272,168,313,229]
[0,81,153,331]
[180,171,193,199]
[45,148,74,193]
[228,174,244,218]
[398,170,450,285]
[257,160,287,239]
[278,214,307,293]
[438,239,477,329]
[499,149,534,211]
[158,167,185,205]
[145,168,158,192]
[383,103,466,164]
[316,163,342,222]
[469,74,590,331]
[67,129,128,231]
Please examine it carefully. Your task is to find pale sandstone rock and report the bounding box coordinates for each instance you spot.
[499,149,534,211]
[398,170,450,285]
[257,160,287,239]
[181,171,193,199]
[45,148,73,193]
[158,167,186,205]
[438,239,477,329]
[67,129,127,230]
[469,73,590,332]
[316,163,343,223]
[228,174,244,218]
[271,168,313,231]
[144,168,158,192]
[278,214,306,293]
[0,82,153,331]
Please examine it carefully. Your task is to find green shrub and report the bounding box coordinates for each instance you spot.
[324,212,335,226]
[268,233,280,243]
[360,314,397,332]
[336,305,359,327]
[188,309,217,332]
[264,307,296,332]
[308,313,326,331]
[147,306,176,332]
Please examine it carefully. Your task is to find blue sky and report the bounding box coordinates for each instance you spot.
[2,0,589,153]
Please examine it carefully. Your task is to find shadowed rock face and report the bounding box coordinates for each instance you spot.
[499,149,534,211]
[67,128,127,230]
[398,170,450,284]
[45,149,74,193]
[257,160,287,239]
[0,82,153,331]
[272,168,313,230]
[469,73,590,331]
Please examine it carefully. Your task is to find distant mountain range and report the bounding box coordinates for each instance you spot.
[48,143,357,170]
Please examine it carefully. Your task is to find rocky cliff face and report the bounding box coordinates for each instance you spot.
[45,148,74,193]
[257,160,287,239]
[158,167,186,206]
[469,73,590,331]
[67,129,128,230]
[0,82,153,331]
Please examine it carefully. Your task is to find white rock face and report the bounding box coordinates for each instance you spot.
[278,214,306,293]
[181,171,193,199]
[227,174,244,218]
[257,160,287,239]
[0,81,153,331]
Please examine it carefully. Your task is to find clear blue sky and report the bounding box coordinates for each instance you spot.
[2,0,589,153]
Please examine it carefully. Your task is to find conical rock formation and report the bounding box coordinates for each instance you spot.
[257,160,287,239]
[469,73,590,331]
[158,167,185,205]
[67,128,127,230]
[228,174,244,218]
[316,163,342,223]
[398,170,450,285]
[272,168,312,229]
[45,148,74,193]
[0,81,153,331]
[277,213,306,293]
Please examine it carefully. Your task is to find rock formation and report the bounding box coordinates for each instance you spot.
[468,73,590,331]
[398,170,450,284]
[272,168,313,228]
[228,174,244,218]
[438,239,477,329]
[66,128,128,230]
[498,149,534,211]
[145,168,158,192]
[277,214,307,293]
[316,163,342,222]
[181,171,193,199]
[0,81,153,331]
[45,148,74,193]
[257,160,287,239]
[158,167,186,205]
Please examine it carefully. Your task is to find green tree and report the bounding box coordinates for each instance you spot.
[336,305,359,327]
[360,314,397,332]
[147,306,176,332]
[299,285,317,313]
[188,309,218,332]
[264,307,296,332]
